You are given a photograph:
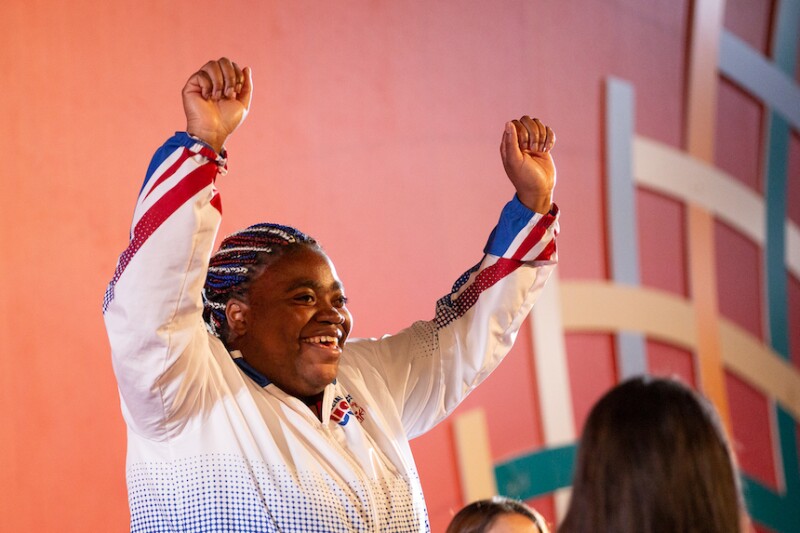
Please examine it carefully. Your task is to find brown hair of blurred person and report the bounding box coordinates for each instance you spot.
[559,376,745,533]
[446,496,550,533]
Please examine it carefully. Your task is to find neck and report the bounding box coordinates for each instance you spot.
[300,391,325,421]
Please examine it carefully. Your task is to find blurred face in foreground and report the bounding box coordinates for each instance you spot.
[486,512,544,533]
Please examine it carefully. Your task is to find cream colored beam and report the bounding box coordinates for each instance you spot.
[453,408,497,503]
[559,281,800,421]
[720,320,800,420]
[634,137,763,242]
[531,272,575,523]
[531,272,576,446]
[560,281,696,351]
[634,136,800,280]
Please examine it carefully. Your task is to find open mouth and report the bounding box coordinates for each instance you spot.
[301,335,340,349]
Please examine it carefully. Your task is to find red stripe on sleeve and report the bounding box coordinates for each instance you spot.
[452,258,522,316]
[109,163,218,288]
[510,211,556,261]
[143,149,192,200]
[534,239,557,262]
[210,192,223,214]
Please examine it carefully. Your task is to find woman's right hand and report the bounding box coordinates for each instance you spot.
[182,57,253,153]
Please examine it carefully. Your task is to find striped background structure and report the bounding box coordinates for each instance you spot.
[451,2,800,531]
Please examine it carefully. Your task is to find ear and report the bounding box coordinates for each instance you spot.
[225,298,250,339]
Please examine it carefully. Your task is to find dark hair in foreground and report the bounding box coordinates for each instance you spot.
[202,222,319,343]
[446,496,549,533]
[559,376,744,533]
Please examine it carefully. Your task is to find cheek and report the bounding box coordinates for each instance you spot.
[258,310,307,342]
[343,311,354,337]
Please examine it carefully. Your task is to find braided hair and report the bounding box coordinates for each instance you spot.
[203,222,319,343]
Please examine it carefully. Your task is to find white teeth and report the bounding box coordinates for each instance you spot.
[301,336,339,347]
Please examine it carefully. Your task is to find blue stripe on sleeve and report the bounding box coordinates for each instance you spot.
[139,132,202,195]
[483,195,536,256]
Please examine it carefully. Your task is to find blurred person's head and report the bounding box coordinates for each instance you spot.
[560,376,745,533]
[446,496,549,533]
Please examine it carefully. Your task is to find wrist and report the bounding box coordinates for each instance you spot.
[186,127,226,154]
[517,191,553,214]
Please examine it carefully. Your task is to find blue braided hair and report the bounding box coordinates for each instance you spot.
[203,223,319,343]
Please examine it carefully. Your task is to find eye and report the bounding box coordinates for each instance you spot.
[333,295,348,308]
[293,293,315,304]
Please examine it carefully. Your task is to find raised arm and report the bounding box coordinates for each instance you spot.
[183,58,253,152]
[341,116,559,437]
[501,115,556,214]
[103,58,252,439]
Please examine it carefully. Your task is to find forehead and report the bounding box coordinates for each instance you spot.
[250,247,343,293]
[487,513,541,533]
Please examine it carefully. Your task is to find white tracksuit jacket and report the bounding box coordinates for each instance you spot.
[103,133,559,532]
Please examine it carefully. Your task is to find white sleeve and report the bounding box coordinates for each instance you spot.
[103,133,227,441]
[344,197,559,438]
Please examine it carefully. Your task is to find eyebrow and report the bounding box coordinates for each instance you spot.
[284,279,344,293]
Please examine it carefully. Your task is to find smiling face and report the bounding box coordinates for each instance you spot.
[226,246,352,398]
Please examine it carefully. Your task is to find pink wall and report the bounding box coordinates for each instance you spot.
[1,1,795,531]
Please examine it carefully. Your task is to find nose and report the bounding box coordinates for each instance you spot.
[317,304,345,324]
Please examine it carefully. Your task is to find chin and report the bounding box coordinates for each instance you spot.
[313,365,339,390]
